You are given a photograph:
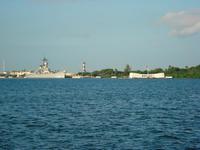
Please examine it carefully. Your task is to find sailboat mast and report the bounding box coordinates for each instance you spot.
[2,60,5,72]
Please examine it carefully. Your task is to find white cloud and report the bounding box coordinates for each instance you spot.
[161,10,200,37]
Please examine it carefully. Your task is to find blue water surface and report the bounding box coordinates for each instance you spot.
[0,79,200,150]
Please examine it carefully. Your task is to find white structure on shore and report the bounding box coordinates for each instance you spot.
[10,71,32,77]
[82,62,86,72]
[129,72,166,79]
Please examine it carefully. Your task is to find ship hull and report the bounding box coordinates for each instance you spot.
[25,72,65,79]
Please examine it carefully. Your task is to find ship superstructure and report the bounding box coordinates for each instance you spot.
[25,58,65,78]
[37,57,51,74]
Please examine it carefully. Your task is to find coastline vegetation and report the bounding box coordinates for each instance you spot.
[78,64,200,78]
[1,64,200,79]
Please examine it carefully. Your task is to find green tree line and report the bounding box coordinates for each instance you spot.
[78,64,200,78]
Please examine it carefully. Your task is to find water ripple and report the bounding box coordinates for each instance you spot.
[0,79,200,149]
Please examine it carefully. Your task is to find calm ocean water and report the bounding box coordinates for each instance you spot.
[0,79,200,150]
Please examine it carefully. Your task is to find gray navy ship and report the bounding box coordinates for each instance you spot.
[25,58,65,78]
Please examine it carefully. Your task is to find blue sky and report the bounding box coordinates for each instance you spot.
[0,0,200,72]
